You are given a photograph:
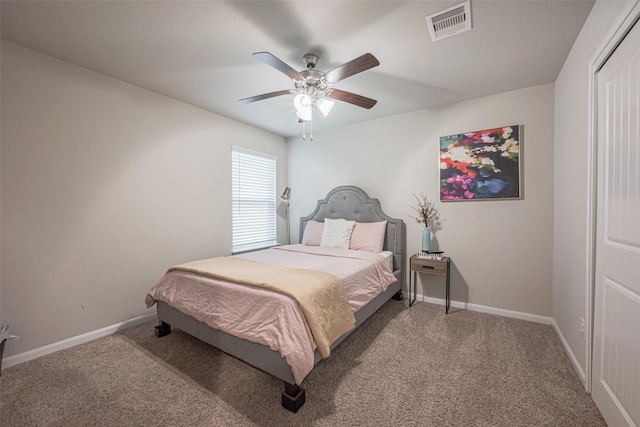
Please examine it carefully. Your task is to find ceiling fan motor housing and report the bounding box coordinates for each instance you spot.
[296,69,326,91]
[303,53,318,69]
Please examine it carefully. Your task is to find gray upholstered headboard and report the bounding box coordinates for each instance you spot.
[299,186,405,279]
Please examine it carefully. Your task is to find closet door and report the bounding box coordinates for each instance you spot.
[592,18,640,427]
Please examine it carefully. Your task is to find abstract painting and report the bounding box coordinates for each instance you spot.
[439,125,522,201]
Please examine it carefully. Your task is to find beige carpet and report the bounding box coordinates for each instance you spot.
[1,301,605,426]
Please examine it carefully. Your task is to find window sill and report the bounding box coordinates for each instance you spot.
[231,242,280,255]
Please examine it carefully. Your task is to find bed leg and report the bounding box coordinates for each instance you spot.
[154,321,171,337]
[282,382,305,413]
[392,290,403,300]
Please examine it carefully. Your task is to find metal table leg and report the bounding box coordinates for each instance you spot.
[410,270,417,307]
[445,258,450,314]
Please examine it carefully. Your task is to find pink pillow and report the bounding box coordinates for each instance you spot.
[301,220,324,246]
[349,221,387,253]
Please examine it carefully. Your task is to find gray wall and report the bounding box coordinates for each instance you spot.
[0,41,287,357]
[553,0,628,382]
[288,83,555,317]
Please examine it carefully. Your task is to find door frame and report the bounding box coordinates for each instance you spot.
[586,0,640,393]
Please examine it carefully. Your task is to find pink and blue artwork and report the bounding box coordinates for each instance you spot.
[439,125,522,201]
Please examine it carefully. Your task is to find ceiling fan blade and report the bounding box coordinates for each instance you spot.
[253,52,305,81]
[326,89,377,109]
[239,90,292,104]
[322,53,380,84]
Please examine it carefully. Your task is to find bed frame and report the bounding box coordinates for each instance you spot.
[154,185,405,412]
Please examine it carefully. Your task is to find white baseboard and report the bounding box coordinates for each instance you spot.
[3,299,561,372]
[419,294,552,324]
[2,312,157,370]
[551,318,587,388]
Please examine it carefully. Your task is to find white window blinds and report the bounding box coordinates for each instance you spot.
[231,146,277,253]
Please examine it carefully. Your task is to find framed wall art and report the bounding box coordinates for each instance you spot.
[439,124,522,201]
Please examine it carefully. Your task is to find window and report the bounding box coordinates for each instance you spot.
[231,146,277,253]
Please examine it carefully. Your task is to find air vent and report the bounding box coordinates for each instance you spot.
[426,1,472,41]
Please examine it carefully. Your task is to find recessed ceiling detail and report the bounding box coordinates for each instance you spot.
[426,1,472,42]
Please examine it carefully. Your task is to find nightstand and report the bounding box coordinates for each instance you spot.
[410,255,451,313]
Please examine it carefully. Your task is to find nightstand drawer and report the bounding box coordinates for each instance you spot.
[409,255,451,312]
[411,258,447,275]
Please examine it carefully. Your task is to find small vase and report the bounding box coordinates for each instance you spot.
[422,226,431,252]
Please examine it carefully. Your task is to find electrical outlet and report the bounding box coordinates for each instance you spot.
[580,317,585,338]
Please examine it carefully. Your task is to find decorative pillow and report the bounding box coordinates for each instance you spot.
[301,220,324,246]
[350,221,388,253]
[320,218,356,249]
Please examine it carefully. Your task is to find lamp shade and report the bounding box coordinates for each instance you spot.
[293,94,311,111]
[280,186,291,201]
[317,98,334,117]
[296,109,312,121]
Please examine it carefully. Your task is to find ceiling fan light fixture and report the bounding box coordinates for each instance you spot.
[317,98,334,117]
[296,108,312,122]
[294,93,311,112]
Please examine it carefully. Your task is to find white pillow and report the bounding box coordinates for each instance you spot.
[320,218,356,249]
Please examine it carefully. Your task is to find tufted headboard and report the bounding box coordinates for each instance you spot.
[299,186,405,281]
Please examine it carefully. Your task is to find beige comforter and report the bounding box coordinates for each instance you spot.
[168,256,356,358]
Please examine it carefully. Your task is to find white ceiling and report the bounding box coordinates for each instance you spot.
[1,1,595,138]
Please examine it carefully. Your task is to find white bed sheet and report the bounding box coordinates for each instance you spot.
[380,250,394,271]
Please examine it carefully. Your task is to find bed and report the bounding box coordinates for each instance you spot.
[146,185,405,412]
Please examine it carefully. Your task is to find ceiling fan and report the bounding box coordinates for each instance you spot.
[239,51,380,124]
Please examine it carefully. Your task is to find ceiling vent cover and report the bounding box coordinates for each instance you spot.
[426,1,472,41]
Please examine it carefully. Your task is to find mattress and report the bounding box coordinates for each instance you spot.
[380,250,394,271]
